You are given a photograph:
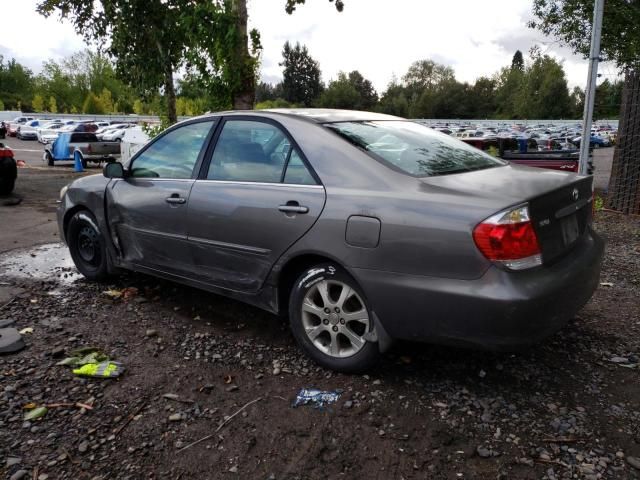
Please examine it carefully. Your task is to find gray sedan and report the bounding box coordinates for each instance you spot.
[57,109,604,372]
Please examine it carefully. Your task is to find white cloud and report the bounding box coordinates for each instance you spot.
[0,0,620,93]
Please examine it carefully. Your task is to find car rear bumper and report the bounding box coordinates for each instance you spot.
[353,227,604,349]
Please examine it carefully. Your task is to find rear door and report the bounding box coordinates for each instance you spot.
[186,117,326,292]
[106,119,217,277]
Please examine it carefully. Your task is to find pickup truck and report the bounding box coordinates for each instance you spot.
[44,132,121,168]
[0,143,17,195]
[461,137,592,174]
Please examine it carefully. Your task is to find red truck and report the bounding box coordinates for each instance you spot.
[461,138,592,174]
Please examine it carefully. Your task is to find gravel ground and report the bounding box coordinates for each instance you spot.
[0,211,639,480]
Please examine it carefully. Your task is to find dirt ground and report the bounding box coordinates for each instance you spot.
[1,140,639,480]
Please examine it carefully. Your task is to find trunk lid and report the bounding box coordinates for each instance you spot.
[419,163,593,264]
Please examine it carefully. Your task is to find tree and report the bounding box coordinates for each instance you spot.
[82,92,105,114]
[98,88,114,113]
[530,0,640,213]
[569,86,584,118]
[0,99,4,110]
[280,41,323,106]
[48,96,58,113]
[511,50,525,71]
[32,94,45,112]
[37,1,249,122]
[515,52,571,119]
[347,71,378,110]
[132,99,145,115]
[0,56,35,110]
[319,73,360,109]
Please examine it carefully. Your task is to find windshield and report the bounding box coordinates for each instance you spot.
[325,121,506,177]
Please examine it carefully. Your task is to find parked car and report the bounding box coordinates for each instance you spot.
[7,116,34,137]
[573,134,609,148]
[16,119,45,140]
[57,109,604,372]
[0,143,17,195]
[44,132,121,168]
[101,124,133,142]
[37,122,65,144]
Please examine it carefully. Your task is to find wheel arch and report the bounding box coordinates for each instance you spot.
[275,253,350,317]
[62,205,92,241]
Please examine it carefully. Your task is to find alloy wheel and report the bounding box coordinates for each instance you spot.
[301,279,370,358]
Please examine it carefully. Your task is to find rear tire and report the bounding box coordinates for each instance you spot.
[288,263,379,373]
[67,211,109,281]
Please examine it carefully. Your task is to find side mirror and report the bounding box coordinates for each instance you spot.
[103,161,125,179]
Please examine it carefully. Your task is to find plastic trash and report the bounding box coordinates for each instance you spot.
[73,361,125,378]
[293,388,341,408]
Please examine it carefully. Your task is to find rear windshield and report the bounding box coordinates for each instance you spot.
[324,121,506,177]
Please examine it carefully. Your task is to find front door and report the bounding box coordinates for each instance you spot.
[106,120,216,277]
[186,118,326,292]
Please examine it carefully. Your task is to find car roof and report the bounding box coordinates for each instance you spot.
[206,108,403,124]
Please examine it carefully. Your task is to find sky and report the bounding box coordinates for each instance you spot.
[0,0,620,93]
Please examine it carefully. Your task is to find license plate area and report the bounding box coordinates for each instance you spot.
[560,213,580,246]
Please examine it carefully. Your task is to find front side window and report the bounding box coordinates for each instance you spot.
[325,121,506,177]
[131,121,214,179]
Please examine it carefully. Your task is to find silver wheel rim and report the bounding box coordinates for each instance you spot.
[301,279,370,358]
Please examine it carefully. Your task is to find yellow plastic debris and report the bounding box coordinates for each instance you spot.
[72,361,124,378]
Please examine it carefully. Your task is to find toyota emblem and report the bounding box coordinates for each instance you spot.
[572,188,579,201]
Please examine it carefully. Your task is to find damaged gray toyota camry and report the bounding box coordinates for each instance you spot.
[57,109,604,372]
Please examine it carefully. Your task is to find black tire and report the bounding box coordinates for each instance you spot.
[0,177,15,196]
[288,263,379,373]
[45,151,54,167]
[81,157,88,169]
[0,158,17,196]
[66,211,110,281]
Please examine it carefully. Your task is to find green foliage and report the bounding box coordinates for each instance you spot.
[142,117,171,138]
[32,94,45,112]
[594,79,623,119]
[132,99,145,115]
[280,41,323,106]
[0,56,34,110]
[319,74,360,109]
[594,195,604,211]
[82,92,105,114]
[48,96,58,113]
[0,99,4,110]
[255,98,296,109]
[530,0,640,70]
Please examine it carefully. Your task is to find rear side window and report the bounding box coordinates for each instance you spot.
[325,121,506,177]
[284,149,316,185]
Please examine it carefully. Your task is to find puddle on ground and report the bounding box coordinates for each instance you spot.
[0,243,81,284]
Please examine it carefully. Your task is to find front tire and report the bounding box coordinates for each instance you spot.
[67,211,109,281]
[45,151,54,167]
[288,264,379,372]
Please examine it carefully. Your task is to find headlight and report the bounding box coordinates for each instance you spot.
[59,185,69,200]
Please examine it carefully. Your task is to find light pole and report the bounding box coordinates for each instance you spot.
[579,0,605,176]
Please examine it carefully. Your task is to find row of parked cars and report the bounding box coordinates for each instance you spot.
[429,122,617,151]
[4,116,137,144]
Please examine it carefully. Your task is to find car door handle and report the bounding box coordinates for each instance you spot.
[278,203,309,214]
[165,195,186,205]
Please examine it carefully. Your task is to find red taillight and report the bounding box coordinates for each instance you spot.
[473,204,542,270]
[0,148,14,158]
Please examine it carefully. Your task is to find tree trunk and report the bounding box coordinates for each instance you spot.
[231,0,255,110]
[164,60,178,124]
[606,70,640,214]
